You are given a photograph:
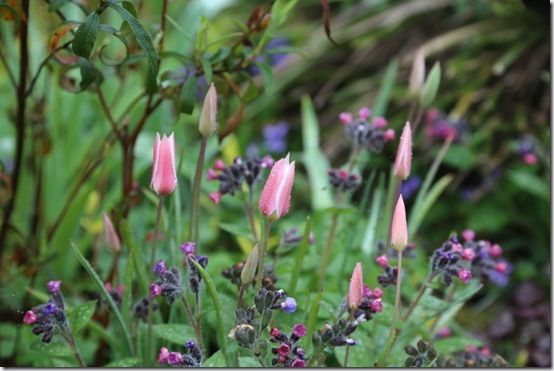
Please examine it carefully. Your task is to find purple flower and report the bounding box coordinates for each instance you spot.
[150,283,162,297]
[180,242,197,256]
[153,260,166,275]
[457,269,472,284]
[278,343,291,356]
[292,324,307,338]
[281,297,297,313]
[400,176,422,200]
[167,351,184,365]
[23,310,37,324]
[291,359,306,367]
[263,122,290,153]
[47,280,61,294]
[43,303,57,315]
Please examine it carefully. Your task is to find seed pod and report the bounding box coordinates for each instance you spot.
[240,244,259,286]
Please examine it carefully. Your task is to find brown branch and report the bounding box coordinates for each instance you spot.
[0,0,30,257]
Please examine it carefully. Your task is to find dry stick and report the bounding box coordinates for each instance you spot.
[0,0,29,257]
[147,196,164,365]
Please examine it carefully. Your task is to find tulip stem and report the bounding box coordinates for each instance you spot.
[316,211,339,291]
[190,137,207,244]
[255,219,272,292]
[147,195,164,365]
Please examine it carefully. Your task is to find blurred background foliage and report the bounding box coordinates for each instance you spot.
[0,0,550,367]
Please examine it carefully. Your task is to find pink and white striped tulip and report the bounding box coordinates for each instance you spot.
[393,122,412,180]
[391,195,408,251]
[348,262,363,309]
[151,132,177,196]
[258,154,295,221]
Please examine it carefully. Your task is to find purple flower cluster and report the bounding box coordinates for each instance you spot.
[149,260,183,304]
[430,230,511,287]
[269,325,307,367]
[348,285,383,320]
[182,249,208,299]
[327,169,361,192]
[133,297,158,322]
[158,340,202,367]
[424,108,469,143]
[207,156,274,205]
[375,254,398,287]
[23,281,67,343]
[339,107,395,153]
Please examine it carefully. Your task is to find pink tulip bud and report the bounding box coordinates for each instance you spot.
[339,112,353,125]
[347,262,363,309]
[358,107,371,120]
[206,168,219,181]
[258,154,295,221]
[23,310,37,324]
[376,255,389,268]
[384,129,395,142]
[393,122,412,180]
[373,116,388,128]
[462,229,475,242]
[102,213,121,254]
[209,192,222,205]
[151,133,177,196]
[391,195,408,251]
[199,83,218,137]
[213,159,225,171]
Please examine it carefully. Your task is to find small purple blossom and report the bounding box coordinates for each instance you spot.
[180,242,197,256]
[150,283,162,297]
[400,176,422,200]
[23,310,37,324]
[43,302,57,315]
[263,121,289,153]
[457,269,472,284]
[47,280,61,294]
[153,260,167,274]
[462,229,475,242]
[281,297,297,313]
[292,324,307,338]
[376,255,388,268]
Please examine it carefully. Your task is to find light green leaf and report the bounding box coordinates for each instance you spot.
[30,341,72,357]
[201,57,212,84]
[239,357,260,367]
[105,357,142,367]
[67,300,97,333]
[434,336,481,355]
[507,169,549,200]
[73,12,99,59]
[372,58,398,117]
[421,62,441,107]
[152,324,195,345]
[254,61,273,88]
[203,350,225,367]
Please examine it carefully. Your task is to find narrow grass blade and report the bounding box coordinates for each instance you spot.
[288,217,312,296]
[409,174,453,236]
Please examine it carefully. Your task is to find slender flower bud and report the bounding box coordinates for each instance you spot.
[47,280,61,294]
[393,122,412,180]
[373,287,384,299]
[348,262,363,309]
[102,213,121,254]
[258,154,295,221]
[376,255,389,268]
[391,195,408,251]
[209,192,222,205]
[241,244,259,286]
[409,48,426,95]
[199,83,218,137]
[151,132,177,196]
[213,159,225,171]
[206,168,219,181]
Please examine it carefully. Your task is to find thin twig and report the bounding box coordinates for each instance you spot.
[97,88,123,139]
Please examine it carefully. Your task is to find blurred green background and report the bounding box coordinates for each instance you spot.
[0,0,550,367]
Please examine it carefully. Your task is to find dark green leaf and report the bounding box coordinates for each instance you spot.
[201,57,212,84]
[67,300,96,333]
[107,2,158,86]
[76,57,98,91]
[180,75,197,115]
[507,169,549,200]
[73,12,99,58]
[152,324,195,345]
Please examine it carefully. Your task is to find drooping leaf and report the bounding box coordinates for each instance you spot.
[76,57,99,91]
[50,22,80,64]
[73,11,99,59]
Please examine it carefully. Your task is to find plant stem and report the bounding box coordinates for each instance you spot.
[402,273,436,321]
[181,295,203,353]
[64,327,86,367]
[429,284,457,334]
[147,196,164,365]
[0,0,29,257]
[343,314,353,367]
[237,284,246,309]
[244,189,259,243]
[255,219,272,292]
[316,212,339,290]
[189,137,207,243]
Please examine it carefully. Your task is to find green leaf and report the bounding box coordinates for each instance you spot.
[442,145,475,170]
[76,57,99,91]
[105,357,142,367]
[30,341,72,357]
[67,300,97,333]
[288,217,311,296]
[71,242,134,356]
[362,172,385,254]
[152,324,195,345]
[107,2,158,87]
[73,12,99,59]
[238,357,260,367]
[409,174,453,236]
[507,169,549,200]
[421,62,441,107]
[254,61,273,88]
[301,95,333,210]
[219,222,255,241]
[119,220,149,295]
[201,56,212,84]
[180,75,197,115]
[203,350,225,367]
[434,336,481,355]
[189,259,233,367]
[372,58,398,117]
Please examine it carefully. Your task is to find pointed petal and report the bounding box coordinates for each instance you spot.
[391,195,408,250]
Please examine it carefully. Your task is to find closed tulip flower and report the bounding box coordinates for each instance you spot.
[348,262,363,309]
[391,195,408,251]
[393,122,412,180]
[259,154,295,221]
[151,132,177,196]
